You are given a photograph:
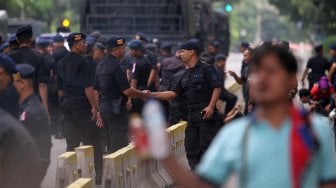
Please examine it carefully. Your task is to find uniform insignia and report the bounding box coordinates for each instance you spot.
[74,34,82,41]
[12,72,22,82]
[117,39,124,45]
[20,111,27,121]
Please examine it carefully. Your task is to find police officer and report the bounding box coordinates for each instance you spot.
[159,50,183,92]
[93,37,149,153]
[128,40,157,113]
[149,40,222,169]
[0,42,10,54]
[214,54,237,115]
[0,54,19,118]
[51,34,69,138]
[93,42,106,63]
[301,45,330,89]
[9,25,48,112]
[8,34,19,52]
[158,43,173,65]
[57,32,103,184]
[13,63,52,178]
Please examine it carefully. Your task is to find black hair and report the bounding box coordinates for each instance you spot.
[17,35,32,44]
[252,45,298,74]
[299,88,310,98]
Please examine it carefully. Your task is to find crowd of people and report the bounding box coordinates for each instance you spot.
[0,23,336,188]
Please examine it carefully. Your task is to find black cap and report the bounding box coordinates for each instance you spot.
[94,43,105,51]
[241,42,250,48]
[178,40,200,53]
[128,40,144,50]
[160,43,172,50]
[14,64,35,81]
[215,53,227,61]
[330,44,336,50]
[53,34,64,43]
[145,44,156,50]
[67,32,86,47]
[106,37,126,48]
[16,25,33,39]
[0,54,17,74]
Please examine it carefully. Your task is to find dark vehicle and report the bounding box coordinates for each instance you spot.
[80,0,230,54]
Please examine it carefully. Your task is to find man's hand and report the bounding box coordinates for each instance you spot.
[91,107,98,121]
[228,71,237,77]
[202,106,214,120]
[143,90,152,99]
[126,99,133,111]
[96,112,104,128]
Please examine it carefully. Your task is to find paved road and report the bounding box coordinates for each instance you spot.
[41,52,245,188]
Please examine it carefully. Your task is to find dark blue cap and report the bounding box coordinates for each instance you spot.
[8,34,17,43]
[53,34,64,43]
[36,38,51,48]
[106,37,126,48]
[241,42,250,48]
[135,33,148,42]
[0,55,17,74]
[215,53,227,61]
[128,40,144,50]
[16,25,33,39]
[145,44,156,50]
[178,40,200,52]
[0,42,9,52]
[67,32,86,47]
[329,44,336,50]
[94,42,105,51]
[15,64,35,79]
[86,36,95,46]
[160,42,172,50]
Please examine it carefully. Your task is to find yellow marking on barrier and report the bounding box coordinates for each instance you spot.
[66,178,92,188]
[75,146,94,158]
[227,82,240,93]
[59,152,77,164]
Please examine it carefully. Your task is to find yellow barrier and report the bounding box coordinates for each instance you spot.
[66,178,92,188]
[75,146,95,184]
[101,121,187,188]
[56,152,78,188]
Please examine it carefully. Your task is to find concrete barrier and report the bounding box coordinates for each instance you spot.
[56,152,78,188]
[66,178,92,188]
[75,146,95,184]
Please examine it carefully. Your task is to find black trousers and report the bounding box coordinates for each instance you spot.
[221,88,238,114]
[101,112,129,153]
[62,101,103,178]
[184,121,220,170]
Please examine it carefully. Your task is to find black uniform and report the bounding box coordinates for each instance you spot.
[51,46,68,137]
[306,55,330,89]
[215,65,237,115]
[130,55,156,113]
[94,54,131,153]
[159,56,184,92]
[0,108,43,188]
[9,46,46,93]
[171,61,221,169]
[0,83,19,118]
[168,69,187,125]
[57,52,103,178]
[19,94,52,176]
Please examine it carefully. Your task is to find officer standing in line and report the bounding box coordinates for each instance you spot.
[157,43,172,65]
[167,69,187,125]
[214,54,237,115]
[301,45,330,89]
[0,54,19,118]
[128,40,157,113]
[148,40,222,170]
[9,25,48,112]
[13,63,52,178]
[92,43,106,63]
[0,42,10,54]
[51,34,68,139]
[57,32,103,185]
[8,34,19,52]
[93,37,149,153]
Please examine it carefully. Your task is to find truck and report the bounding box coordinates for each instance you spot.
[80,0,230,54]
